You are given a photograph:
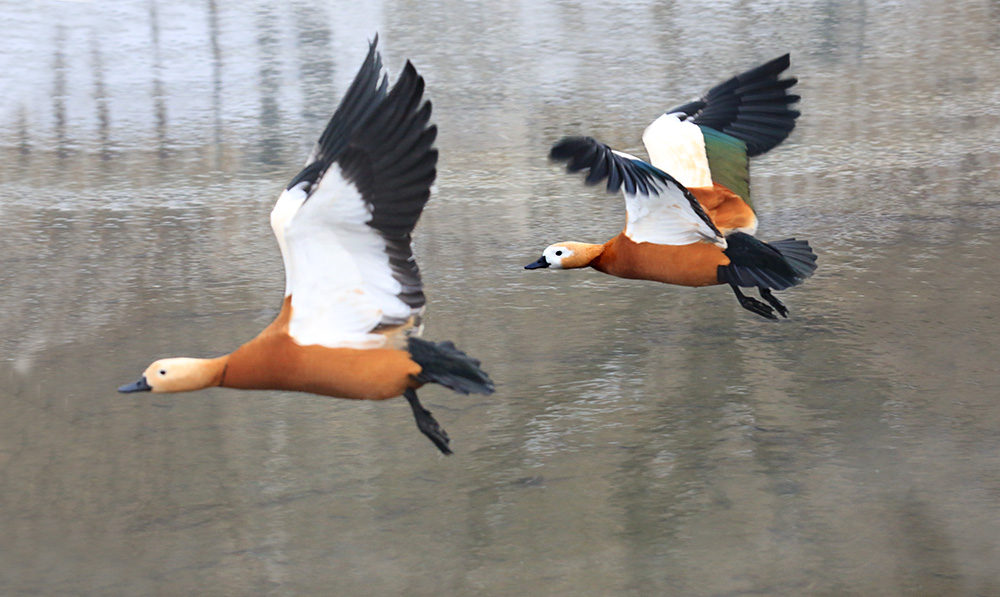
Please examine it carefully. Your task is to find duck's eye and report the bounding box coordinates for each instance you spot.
[555,250,563,256]
[159,370,167,376]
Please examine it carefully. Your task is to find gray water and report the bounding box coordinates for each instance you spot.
[2,0,1000,595]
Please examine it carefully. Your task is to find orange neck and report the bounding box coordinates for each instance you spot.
[559,242,607,269]
[202,356,230,388]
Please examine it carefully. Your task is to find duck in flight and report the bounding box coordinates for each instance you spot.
[119,38,494,455]
[526,55,817,319]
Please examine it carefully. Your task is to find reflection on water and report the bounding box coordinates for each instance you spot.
[2,0,1000,594]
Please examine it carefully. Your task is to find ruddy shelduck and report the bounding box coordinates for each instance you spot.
[526,55,817,319]
[120,38,494,455]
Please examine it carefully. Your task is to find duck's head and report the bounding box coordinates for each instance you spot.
[525,242,601,270]
[118,357,224,394]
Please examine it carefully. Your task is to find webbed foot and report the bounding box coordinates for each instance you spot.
[730,284,777,320]
[759,288,789,318]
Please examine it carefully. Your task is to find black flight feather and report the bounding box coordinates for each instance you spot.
[667,54,801,157]
[550,136,721,238]
[286,38,438,314]
[337,59,438,310]
[287,36,388,194]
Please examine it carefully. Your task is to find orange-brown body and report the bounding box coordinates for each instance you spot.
[579,184,754,287]
[593,233,729,287]
[689,183,757,232]
[221,296,422,400]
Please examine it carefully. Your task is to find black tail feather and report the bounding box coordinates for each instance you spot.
[769,238,819,280]
[408,338,495,395]
[720,232,817,290]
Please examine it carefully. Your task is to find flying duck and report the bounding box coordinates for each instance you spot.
[119,38,494,455]
[526,55,817,319]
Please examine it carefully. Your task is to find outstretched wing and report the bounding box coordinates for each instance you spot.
[550,136,724,248]
[643,54,800,206]
[667,54,800,157]
[270,37,437,349]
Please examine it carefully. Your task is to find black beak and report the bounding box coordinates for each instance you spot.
[524,255,550,270]
[118,376,152,393]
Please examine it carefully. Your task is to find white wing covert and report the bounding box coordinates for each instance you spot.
[641,114,713,189]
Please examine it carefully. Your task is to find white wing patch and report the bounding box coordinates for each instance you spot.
[624,183,725,248]
[642,114,713,189]
[270,165,412,349]
[618,167,725,249]
[604,149,723,247]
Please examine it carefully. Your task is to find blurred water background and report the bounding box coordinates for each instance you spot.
[1,0,999,594]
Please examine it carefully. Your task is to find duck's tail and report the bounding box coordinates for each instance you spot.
[719,231,817,290]
[408,338,495,395]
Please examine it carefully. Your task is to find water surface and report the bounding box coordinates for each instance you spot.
[1,0,999,594]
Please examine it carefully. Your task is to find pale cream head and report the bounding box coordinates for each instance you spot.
[119,357,224,394]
